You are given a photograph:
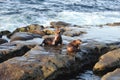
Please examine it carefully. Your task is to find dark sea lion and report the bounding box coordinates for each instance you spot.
[40,29,62,46]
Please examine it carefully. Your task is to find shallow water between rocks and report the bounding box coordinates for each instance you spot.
[70,70,100,80]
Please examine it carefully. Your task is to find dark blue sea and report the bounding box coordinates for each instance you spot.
[0,0,120,31]
[0,0,120,80]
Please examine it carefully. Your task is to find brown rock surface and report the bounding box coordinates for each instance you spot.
[7,24,44,38]
[101,68,120,80]
[0,45,68,80]
[106,22,120,26]
[93,48,120,75]
[0,41,113,80]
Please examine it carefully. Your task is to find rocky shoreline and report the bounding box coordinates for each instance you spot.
[0,21,120,80]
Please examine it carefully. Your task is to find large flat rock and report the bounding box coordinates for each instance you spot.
[0,45,69,80]
[0,41,112,80]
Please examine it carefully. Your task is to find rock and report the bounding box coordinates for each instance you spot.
[0,30,11,38]
[27,24,44,31]
[7,24,44,38]
[50,21,86,37]
[10,32,42,42]
[61,26,86,37]
[93,48,120,75]
[0,38,8,44]
[17,24,44,32]
[0,45,69,80]
[106,22,120,26]
[0,30,11,36]
[30,30,45,36]
[0,40,119,80]
[0,42,30,63]
[78,41,110,67]
[50,21,71,28]
[11,38,43,49]
[63,30,86,37]
[50,21,83,29]
[101,68,120,80]
[43,29,55,35]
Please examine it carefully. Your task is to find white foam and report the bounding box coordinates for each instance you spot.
[47,0,81,4]
[79,70,100,80]
[50,11,120,25]
[0,9,120,32]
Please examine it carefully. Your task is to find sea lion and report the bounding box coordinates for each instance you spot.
[40,29,62,46]
[67,39,82,53]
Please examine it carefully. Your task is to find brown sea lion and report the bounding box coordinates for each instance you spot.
[67,39,82,53]
[40,29,62,46]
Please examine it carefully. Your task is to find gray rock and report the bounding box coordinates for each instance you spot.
[11,38,43,49]
[63,30,86,37]
[0,42,30,63]
[101,68,120,80]
[10,32,42,42]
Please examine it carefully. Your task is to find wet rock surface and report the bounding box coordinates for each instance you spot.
[0,38,8,44]
[0,40,119,80]
[0,45,66,80]
[93,48,120,75]
[0,43,30,63]
[101,68,120,80]
[11,38,43,49]
[10,32,42,42]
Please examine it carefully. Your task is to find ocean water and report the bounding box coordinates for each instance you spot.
[0,0,120,31]
[70,70,100,80]
[0,0,120,80]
